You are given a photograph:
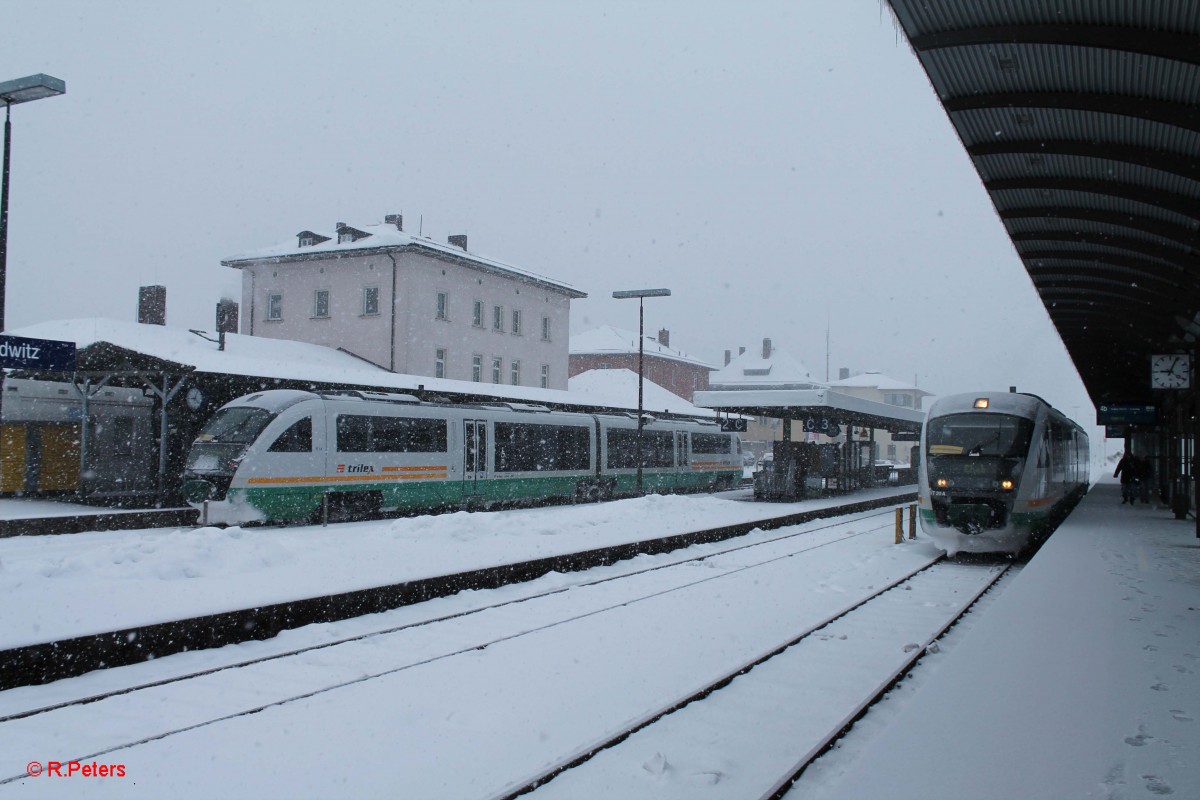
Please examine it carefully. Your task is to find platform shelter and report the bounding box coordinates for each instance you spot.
[693,388,925,499]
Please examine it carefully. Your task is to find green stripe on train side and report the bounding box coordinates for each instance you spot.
[231,468,733,521]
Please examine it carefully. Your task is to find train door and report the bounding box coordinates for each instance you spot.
[463,419,487,497]
[675,430,690,488]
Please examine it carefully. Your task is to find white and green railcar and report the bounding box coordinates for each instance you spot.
[918,391,1089,556]
[182,389,742,523]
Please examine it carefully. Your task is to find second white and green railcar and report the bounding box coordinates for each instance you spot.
[917,391,1089,555]
[182,389,742,523]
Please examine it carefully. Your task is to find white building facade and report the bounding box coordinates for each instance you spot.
[222,216,586,390]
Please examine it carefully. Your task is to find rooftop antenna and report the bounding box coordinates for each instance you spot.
[419,215,424,236]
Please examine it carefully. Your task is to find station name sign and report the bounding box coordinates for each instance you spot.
[0,334,77,372]
[719,418,747,432]
[1096,403,1157,426]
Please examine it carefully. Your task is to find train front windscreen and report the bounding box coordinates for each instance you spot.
[183,406,276,501]
[925,413,1034,492]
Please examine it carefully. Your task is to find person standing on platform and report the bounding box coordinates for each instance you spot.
[1114,452,1136,504]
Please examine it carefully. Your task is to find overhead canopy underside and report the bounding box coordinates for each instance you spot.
[885,1,1200,407]
[692,389,925,433]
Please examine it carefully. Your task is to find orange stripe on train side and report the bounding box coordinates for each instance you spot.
[246,471,447,486]
[382,465,448,472]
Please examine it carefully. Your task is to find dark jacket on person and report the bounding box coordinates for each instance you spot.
[1113,455,1135,484]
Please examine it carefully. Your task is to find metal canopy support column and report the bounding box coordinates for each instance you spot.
[869,426,876,487]
[140,373,186,506]
[70,374,112,498]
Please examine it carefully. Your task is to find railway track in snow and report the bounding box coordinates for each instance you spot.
[499,557,1017,800]
[0,506,917,786]
[0,492,913,690]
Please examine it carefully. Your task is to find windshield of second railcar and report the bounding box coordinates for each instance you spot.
[194,407,275,445]
[927,413,1034,459]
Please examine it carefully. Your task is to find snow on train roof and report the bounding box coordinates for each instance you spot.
[5,318,713,417]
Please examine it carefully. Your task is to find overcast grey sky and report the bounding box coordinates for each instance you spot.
[1,0,1097,427]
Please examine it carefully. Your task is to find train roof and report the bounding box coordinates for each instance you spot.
[221,389,728,429]
[927,391,1085,433]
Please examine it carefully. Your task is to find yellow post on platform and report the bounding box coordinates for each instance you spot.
[895,507,903,544]
[909,503,917,540]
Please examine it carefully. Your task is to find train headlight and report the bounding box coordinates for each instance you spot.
[1000,479,1014,490]
[936,478,949,488]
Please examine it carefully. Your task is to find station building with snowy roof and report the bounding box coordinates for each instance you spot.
[568,326,715,402]
[221,215,587,391]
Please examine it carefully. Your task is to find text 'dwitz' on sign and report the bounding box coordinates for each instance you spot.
[0,335,77,372]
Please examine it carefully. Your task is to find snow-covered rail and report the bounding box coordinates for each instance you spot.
[0,508,916,788]
[0,504,944,797]
[0,506,897,727]
[0,492,913,691]
[503,559,1013,800]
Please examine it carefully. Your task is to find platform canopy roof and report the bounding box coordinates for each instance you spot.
[693,388,925,434]
[885,1,1200,407]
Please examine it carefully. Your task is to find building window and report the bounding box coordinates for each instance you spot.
[492,305,503,332]
[492,357,502,384]
[884,393,913,408]
[436,292,448,321]
[299,236,314,247]
[472,300,484,327]
[540,364,550,389]
[541,315,551,341]
[472,354,482,382]
[313,290,330,319]
[267,293,283,321]
[511,359,521,385]
[338,231,354,244]
[511,309,522,335]
[362,286,380,316]
[435,348,446,379]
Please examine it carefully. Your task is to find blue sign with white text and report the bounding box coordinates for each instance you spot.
[0,334,77,372]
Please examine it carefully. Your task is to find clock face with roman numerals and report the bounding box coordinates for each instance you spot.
[1150,354,1191,389]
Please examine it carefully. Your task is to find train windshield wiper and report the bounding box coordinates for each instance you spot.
[967,432,1000,456]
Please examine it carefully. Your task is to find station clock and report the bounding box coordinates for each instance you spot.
[1150,354,1191,390]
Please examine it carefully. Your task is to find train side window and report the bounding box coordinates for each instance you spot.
[692,432,731,454]
[269,417,313,453]
[372,416,448,453]
[337,415,371,452]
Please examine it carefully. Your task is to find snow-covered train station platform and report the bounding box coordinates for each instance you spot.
[800,479,1200,800]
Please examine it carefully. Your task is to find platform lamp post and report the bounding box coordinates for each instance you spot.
[612,287,671,492]
[0,74,66,333]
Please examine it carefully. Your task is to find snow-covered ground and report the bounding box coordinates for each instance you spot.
[2,501,931,798]
[1,479,1195,799]
[0,487,912,649]
[794,479,1200,800]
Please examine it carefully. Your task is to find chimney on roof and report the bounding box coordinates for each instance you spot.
[138,285,166,326]
[724,349,731,366]
[336,222,346,229]
[384,214,403,231]
[762,338,772,359]
[658,329,670,347]
[216,299,239,333]
[448,234,468,250]
[216,299,239,351]
[839,367,850,380]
